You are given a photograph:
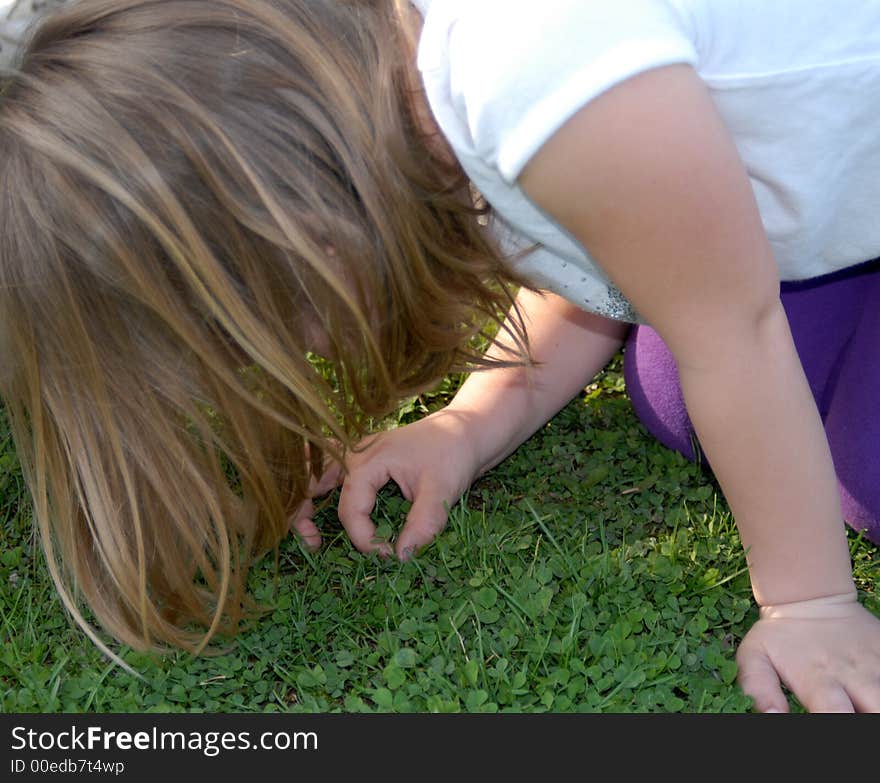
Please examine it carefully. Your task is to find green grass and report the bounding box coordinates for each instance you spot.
[1,355,878,713]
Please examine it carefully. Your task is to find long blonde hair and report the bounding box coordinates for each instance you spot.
[0,0,526,657]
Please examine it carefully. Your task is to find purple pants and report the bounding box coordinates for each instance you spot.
[624,258,880,545]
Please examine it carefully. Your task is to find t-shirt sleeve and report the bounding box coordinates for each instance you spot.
[445,0,699,183]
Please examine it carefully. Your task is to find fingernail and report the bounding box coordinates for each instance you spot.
[400,546,415,561]
[764,708,781,713]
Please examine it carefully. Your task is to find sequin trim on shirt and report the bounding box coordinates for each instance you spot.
[595,284,640,322]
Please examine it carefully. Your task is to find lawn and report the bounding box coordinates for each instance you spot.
[1,354,878,713]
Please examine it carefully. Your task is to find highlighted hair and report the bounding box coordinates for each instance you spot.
[0,0,525,657]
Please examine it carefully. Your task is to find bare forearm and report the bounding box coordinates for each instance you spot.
[679,304,855,606]
[449,288,627,474]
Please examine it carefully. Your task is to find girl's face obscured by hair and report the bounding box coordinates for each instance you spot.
[0,0,526,656]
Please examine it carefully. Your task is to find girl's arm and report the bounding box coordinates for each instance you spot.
[333,289,626,557]
[518,63,854,607]
[518,63,880,712]
[446,288,628,477]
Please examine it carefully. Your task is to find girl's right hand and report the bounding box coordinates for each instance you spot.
[336,408,484,559]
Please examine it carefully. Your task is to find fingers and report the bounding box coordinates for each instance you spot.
[287,460,345,553]
[848,679,880,714]
[337,462,394,557]
[737,631,878,713]
[289,499,322,552]
[291,516,322,552]
[287,445,350,551]
[798,683,855,714]
[395,479,453,560]
[330,425,466,559]
[736,643,790,713]
[310,459,344,497]
[338,463,457,559]
[844,618,880,711]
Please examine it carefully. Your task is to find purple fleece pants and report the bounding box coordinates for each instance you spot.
[623,258,880,545]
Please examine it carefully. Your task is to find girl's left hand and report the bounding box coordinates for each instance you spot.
[736,593,880,712]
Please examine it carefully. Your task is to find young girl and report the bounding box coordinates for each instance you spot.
[1,0,878,713]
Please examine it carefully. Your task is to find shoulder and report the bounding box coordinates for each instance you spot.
[420,0,699,181]
[518,64,781,355]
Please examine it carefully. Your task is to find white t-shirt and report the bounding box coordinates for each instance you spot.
[413,0,880,322]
